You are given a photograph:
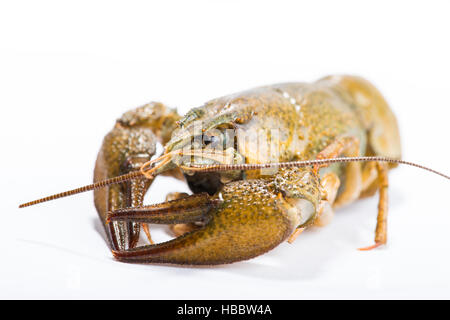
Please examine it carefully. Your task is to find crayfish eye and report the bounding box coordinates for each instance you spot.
[203,133,221,148]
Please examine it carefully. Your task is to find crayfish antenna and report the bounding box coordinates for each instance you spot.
[18,151,180,209]
[183,156,450,181]
[19,156,449,209]
[18,171,144,208]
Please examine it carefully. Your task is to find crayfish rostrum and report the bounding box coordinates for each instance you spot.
[20,75,449,265]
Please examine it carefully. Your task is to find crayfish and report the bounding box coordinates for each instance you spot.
[20,75,449,265]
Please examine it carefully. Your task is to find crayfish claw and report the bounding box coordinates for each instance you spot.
[111,175,309,265]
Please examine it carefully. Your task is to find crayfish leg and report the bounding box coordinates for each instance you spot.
[359,161,379,198]
[358,162,389,250]
[313,172,341,228]
[316,136,363,208]
[314,137,391,250]
[287,228,305,244]
[142,224,154,245]
[288,171,340,244]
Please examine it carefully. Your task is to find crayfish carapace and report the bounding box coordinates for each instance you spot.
[20,75,449,265]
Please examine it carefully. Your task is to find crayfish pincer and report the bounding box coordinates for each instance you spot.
[19,75,449,265]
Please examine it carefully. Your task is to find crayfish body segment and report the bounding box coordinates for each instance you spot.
[93,75,403,264]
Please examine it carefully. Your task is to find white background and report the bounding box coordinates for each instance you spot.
[1,1,449,299]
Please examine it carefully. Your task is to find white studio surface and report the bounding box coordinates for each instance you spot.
[1,1,449,299]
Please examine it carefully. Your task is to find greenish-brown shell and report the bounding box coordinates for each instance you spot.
[168,75,400,186]
[98,75,402,264]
